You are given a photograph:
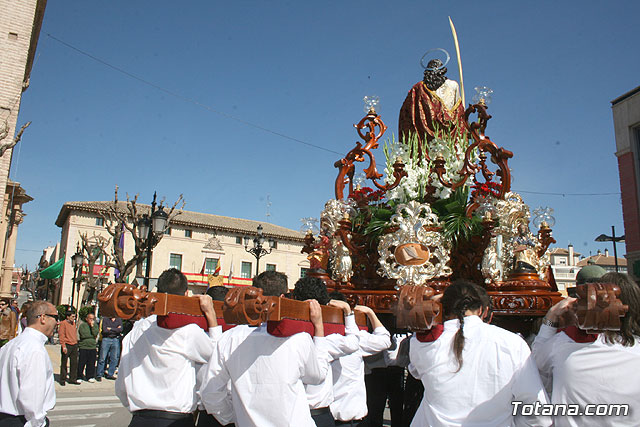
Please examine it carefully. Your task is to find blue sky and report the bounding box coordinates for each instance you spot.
[12,1,638,268]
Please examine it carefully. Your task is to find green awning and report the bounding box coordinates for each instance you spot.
[39,258,64,279]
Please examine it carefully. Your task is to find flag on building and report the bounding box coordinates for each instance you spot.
[39,258,64,279]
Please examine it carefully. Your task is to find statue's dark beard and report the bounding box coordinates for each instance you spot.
[423,71,446,91]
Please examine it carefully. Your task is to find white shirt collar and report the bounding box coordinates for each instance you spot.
[443,314,483,331]
[23,327,49,344]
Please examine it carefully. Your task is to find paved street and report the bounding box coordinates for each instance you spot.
[45,342,393,426]
[46,343,129,426]
[49,389,130,427]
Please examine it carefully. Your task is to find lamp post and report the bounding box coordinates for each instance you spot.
[70,244,85,312]
[595,225,625,273]
[137,192,169,289]
[244,224,275,276]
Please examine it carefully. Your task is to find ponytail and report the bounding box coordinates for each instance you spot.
[441,280,485,372]
[452,312,465,372]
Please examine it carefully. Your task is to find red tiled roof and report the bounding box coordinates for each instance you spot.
[576,254,627,267]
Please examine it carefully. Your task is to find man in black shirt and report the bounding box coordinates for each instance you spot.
[96,316,123,381]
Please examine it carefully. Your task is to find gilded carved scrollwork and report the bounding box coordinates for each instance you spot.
[320,199,357,284]
[378,201,452,287]
[489,292,557,315]
[481,192,551,283]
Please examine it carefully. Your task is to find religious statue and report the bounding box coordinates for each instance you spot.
[331,241,353,283]
[308,235,330,271]
[398,54,467,159]
[512,222,538,273]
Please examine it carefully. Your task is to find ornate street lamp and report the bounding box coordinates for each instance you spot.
[244,224,276,276]
[70,244,85,312]
[137,192,169,289]
[595,226,625,272]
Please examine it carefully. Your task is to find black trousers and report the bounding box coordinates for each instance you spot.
[365,366,405,427]
[195,412,235,427]
[129,414,194,427]
[335,420,366,426]
[0,413,48,426]
[311,408,335,427]
[60,344,78,383]
[77,348,97,379]
[402,373,424,426]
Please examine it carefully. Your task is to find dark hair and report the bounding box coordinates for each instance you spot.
[253,271,288,297]
[292,277,330,305]
[206,286,229,301]
[20,301,32,316]
[423,59,447,91]
[475,284,492,321]
[328,291,347,302]
[440,279,484,372]
[26,301,52,325]
[157,268,189,295]
[598,272,640,346]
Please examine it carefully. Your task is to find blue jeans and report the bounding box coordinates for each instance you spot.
[96,337,120,378]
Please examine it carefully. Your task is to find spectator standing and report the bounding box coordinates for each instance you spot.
[18,302,32,335]
[0,299,17,348]
[58,307,80,386]
[9,300,19,317]
[96,316,123,381]
[77,312,99,382]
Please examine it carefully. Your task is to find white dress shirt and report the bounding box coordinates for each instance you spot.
[305,314,360,409]
[115,315,221,413]
[200,323,331,427]
[408,315,550,427]
[330,325,391,421]
[532,324,640,426]
[364,333,410,373]
[0,327,55,427]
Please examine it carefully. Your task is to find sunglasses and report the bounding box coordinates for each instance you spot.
[40,313,60,321]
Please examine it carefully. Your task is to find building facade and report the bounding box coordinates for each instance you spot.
[548,245,582,294]
[576,249,627,274]
[612,85,640,280]
[0,0,46,297]
[54,201,310,305]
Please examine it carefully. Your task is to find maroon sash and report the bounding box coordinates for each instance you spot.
[157,313,235,332]
[415,324,445,342]
[267,319,351,337]
[559,325,597,343]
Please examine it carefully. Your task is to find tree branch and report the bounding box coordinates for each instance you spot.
[0,121,31,157]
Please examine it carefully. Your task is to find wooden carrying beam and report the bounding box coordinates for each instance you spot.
[389,282,629,333]
[98,283,367,327]
[394,285,442,331]
[575,283,628,332]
